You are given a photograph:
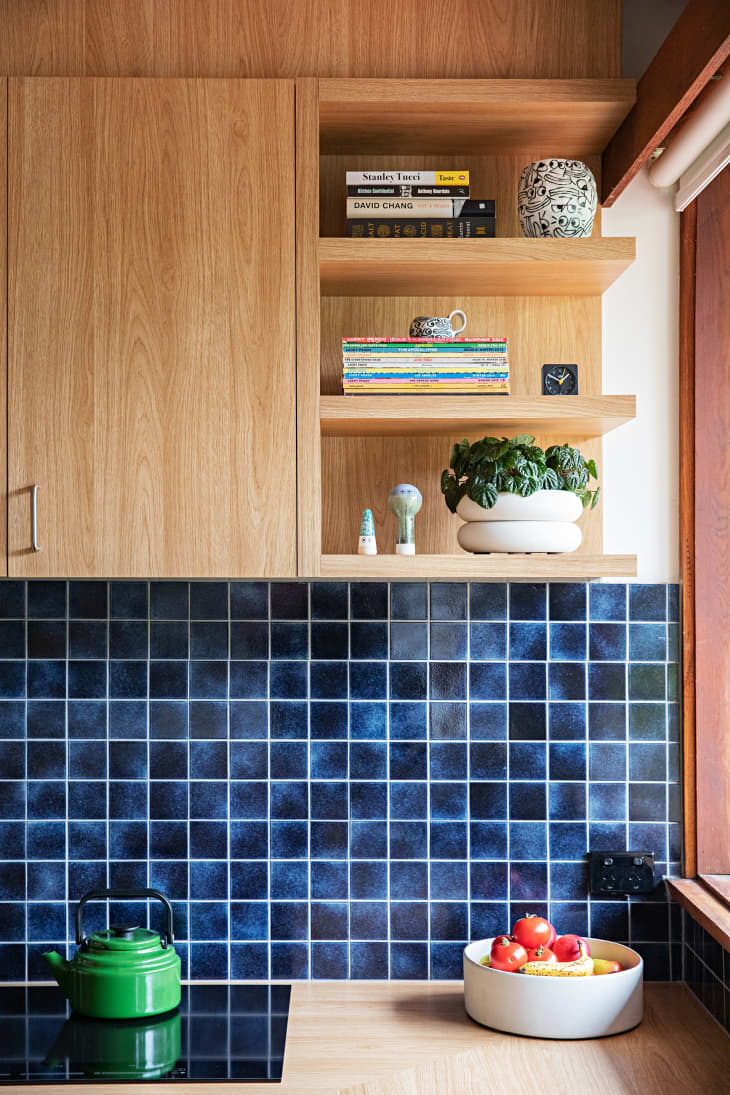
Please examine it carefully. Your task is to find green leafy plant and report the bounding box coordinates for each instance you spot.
[440,434,600,514]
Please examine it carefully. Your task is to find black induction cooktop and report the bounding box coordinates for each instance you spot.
[0,984,291,1084]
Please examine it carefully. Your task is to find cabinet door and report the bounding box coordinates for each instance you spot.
[8,78,296,577]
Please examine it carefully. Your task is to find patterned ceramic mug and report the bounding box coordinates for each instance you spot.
[409,309,467,339]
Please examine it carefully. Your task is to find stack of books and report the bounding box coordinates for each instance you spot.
[346,171,496,238]
[342,337,510,395]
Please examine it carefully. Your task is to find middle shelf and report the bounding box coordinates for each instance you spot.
[320,394,636,437]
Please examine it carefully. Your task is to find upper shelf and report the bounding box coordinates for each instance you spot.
[320,394,636,438]
[318,78,637,155]
[319,237,636,296]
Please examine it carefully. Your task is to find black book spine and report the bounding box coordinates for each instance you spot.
[347,185,470,197]
[346,217,496,238]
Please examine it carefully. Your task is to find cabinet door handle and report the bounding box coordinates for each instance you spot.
[31,485,40,552]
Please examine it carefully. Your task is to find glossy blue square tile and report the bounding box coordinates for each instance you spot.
[189,661,227,699]
[429,663,466,700]
[350,781,388,820]
[387,701,424,740]
[350,902,388,939]
[549,822,587,859]
[470,702,508,740]
[68,821,107,860]
[27,621,65,660]
[508,821,547,860]
[149,582,188,620]
[588,663,626,701]
[629,703,666,740]
[351,860,388,900]
[629,664,665,700]
[229,621,269,660]
[588,742,626,781]
[271,941,308,979]
[28,903,65,941]
[149,740,187,780]
[109,821,148,859]
[389,860,427,900]
[390,782,426,822]
[390,901,428,940]
[69,581,107,620]
[0,701,26,738]
[269,741,306,780]
[109,660,147,699]
[350,662,387,700]
[429,622,466,661]
[68,660,106,699]
[0,741,26,779]
[469,622,507,660]
[149,700,188,739]
[0,780,25,819]
[350,583,387,619]
[428,741,466,780]
[629,585,666,622]
[470,582,506,620]
[629,822,667,860]
[429,702,466,740]
[109,620,148,660]
[0,581,25,619]
[510,860,547,900]
[109,740,147,779]
[510,741,546,780]
[430,783,467,821]
[189,621,228,660]
[150,621,188,660]
[25,821,57,859]
[308,661,346,700]
[389,662,427,701]
[0,621,25,659]
[229,700,268,740]
[469,662,506,701]
[429,583,467,620]
[308,741,346,781]
[629,783,666,821]
[390,583,427,620]
[228,581,269,620]
[189,582,228,620]
[311,901,348,940]
[549,583,586,620]
[549,742,586,781]
[229,779,267,823]
[311,821,348,859]
[589,623,627,661]
[430,902,467,940]
[67,782,104,820]
[390,742,427,781]
[230,861,268,900]
[26,861,64,900]
[310,781,348,820]
[68,700,107,740]
[470,902,508,940]
[590,584,626,621]
[227,661,267,701]
[267,661,305,700]
[469,782,507,820]
[350,622,387,660]
[389,821,427,859]
[268,622,307,660]
[351,941,388,979]
[189,780,228,819]
[549,623,587,661]
[308,700,345,739]
[25,700,62,740]
[28,581,66,619]
[68,621,107,660]
[509,702,546,740]
[110,582,148,619]
[229,899,267,939]
[509,782,546,820]
[547,701,586,741]
[394,937,429,981]
[588,702,625,740]
[312,942,348,979]
[549,782,586,819]
[348,701,385,740]
[311,583,348,620]
[389,622,427,660]
[149,661,187,699]
[350,741,387,780]
[269,582,307,620]
[271,701,308,739]
[469,742,507,780]
[509,622,547,660]
[430,861,468,900]
[189,942,228,979]
[310,621,348,660]
[590,901,629,938]
[188,820,227,859]
[629,742,666,781]
[351,820,387,859]
[470,861,508,901]
[110,781,147,820]
[230,740,268,780]
[629,624,666,662]
[311,860,348,900]
[509,583,546,621]
[189,700,227,739]
[588,820,627,848]
[550,900,588,933]
[28,660,64,699]
[509,662,546,700]
[270,860,307,900]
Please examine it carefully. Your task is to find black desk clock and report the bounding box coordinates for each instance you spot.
[542,363,579,395]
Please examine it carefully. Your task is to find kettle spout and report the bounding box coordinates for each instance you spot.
[43,951,70,994]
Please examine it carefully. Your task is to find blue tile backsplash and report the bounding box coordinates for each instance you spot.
[0,580,681,982]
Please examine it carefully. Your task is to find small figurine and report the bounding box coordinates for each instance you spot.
[358,508,377,555]
[387,484,423,555]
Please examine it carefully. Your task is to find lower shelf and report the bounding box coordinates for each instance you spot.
[319,554,638,579]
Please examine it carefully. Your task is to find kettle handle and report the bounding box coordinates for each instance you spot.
[76,888,175,948]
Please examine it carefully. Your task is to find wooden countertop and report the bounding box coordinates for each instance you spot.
[13,982,730,1095]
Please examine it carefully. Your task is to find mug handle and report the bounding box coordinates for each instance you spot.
[449,309,467,335]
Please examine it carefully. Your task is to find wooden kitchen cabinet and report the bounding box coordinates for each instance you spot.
[8,78,296,577]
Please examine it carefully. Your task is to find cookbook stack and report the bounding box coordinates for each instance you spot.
[342,337,510,395]
[346,170,496,238]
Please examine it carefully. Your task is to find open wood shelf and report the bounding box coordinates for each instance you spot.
[320,394,636,437]
[319,554,638,579]
[319,237,636,296]
[318,79,636,155]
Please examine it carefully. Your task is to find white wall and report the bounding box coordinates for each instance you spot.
[601,166,679,581]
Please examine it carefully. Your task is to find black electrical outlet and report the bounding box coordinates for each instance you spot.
[589,851,656,895]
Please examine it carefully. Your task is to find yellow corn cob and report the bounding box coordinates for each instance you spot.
[521,955,594,977]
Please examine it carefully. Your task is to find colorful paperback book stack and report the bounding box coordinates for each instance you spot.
[346,171,496,238]
[342,337,510,395]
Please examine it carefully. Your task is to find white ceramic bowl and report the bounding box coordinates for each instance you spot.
[456,490,584,524]
[457,520,583,554]
[463,937,643,1039]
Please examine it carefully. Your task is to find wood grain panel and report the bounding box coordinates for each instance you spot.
[694,165,730,874]
[0,80,6,575]
[668,878,730,953]
[679,202,697,878]
[8,77,296,577]
[320,154,603,240]
[602,0,730,206]
[320,554,636,581]
[0,1,621,79]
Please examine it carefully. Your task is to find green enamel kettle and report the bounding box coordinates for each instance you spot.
[44,1009,182,1080]
[44,888,181,1020]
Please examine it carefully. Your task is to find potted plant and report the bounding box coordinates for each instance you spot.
[440,434,599,554]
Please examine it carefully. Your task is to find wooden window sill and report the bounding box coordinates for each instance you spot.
[667,876,730,951]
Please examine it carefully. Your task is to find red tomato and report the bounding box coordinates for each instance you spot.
[546,922,557,948]
[489,935,529,973]
[511,914,555,950]
[525,945,557,964]
[552,934,591,962]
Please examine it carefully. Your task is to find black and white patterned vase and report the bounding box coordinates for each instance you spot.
[518,159,597,238]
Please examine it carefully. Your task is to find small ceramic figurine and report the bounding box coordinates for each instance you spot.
[387,484,423,555]
[409,309,467,339]
[358,508,377,555]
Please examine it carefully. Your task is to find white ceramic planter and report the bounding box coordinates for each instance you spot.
[456,490,583,524]
[463,937,643,1040]
[457,520,583,554]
